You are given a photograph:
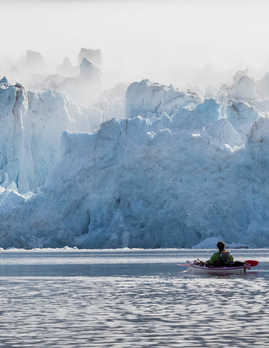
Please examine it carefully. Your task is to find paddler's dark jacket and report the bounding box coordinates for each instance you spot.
[208,250,233,265]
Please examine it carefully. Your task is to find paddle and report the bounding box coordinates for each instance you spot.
[177,261,191,267]
[245,260,259,267]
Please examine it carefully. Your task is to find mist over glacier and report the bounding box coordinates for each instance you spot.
[1,0,269,248]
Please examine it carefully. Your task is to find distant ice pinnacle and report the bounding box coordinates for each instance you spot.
[78,48,102,66]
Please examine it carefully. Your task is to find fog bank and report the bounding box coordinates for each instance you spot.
[1,0,269,89]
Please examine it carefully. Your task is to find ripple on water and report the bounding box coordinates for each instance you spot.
[0,275,268,347]
[0,249,268,347]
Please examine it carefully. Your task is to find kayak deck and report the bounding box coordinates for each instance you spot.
[188,263,250,275]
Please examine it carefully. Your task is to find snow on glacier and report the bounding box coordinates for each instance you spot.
[0,72,269,248]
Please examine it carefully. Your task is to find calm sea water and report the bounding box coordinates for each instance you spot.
[0,248,268,347]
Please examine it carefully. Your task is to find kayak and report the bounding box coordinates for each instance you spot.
[178,259,258,275]
[187,262,252,275]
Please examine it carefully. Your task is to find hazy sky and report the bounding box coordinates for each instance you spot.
[1,0,269,86]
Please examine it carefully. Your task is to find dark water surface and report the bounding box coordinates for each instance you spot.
[0,248,268,347]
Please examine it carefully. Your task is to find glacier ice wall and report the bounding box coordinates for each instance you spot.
[0,74,269,248]
[0,77,108,192]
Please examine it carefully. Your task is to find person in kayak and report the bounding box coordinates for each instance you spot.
[207,241,233,267]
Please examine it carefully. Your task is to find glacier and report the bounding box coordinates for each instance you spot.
[1,68,269,248]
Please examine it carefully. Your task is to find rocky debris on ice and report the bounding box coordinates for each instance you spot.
[0,76,269,248]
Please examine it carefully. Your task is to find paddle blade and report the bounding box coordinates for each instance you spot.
[177,261,191,267]
[245,260,259,267]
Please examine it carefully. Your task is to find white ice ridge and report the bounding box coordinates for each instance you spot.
[0,73,269,248]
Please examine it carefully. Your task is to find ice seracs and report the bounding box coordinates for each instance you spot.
[126,79,201,118]
[0,77,106,193]
[229,70,257,101]
[57,57,77,77]
[78,48,102,66]
[5,48,103,107]
[0,80,30,192]
[0,74,268,248]
[42,56,102,106]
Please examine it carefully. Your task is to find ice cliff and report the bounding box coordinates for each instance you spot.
[0,77,112,193]
[0,73,269,248]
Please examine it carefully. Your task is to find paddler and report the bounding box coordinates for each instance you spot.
[207,241,234,266]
